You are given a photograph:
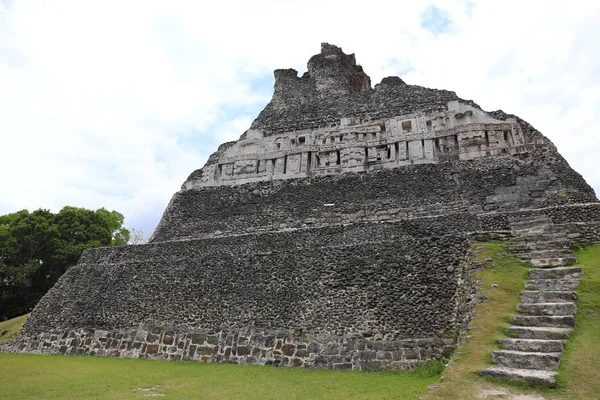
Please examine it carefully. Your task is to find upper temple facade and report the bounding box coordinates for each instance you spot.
[184,43,547,189]
[186,100,529,188]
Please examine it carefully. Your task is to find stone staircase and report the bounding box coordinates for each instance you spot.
[480,214,583,387]
[508,214,577,267]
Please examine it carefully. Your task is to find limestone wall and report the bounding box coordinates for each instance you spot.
[183,43,557,190]
[249,44,549,150]
[6,222,476,370]
[4,326,458,371]
[250,44,467,136]
[156,152,595,242]
[507,203,600,245]
[542,203,600,225]
[22,225,471,338]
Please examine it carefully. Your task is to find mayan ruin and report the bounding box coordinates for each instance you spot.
[4,43,599,388]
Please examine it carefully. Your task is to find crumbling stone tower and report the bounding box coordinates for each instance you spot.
[5,44,599,377]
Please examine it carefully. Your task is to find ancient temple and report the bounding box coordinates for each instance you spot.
[4,44,599,386]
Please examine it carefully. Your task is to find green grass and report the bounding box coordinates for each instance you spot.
[0,314,28,344]
[551,243,600,399]
[0,354,442,399]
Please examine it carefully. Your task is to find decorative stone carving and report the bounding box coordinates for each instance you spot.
[184,101,530,188]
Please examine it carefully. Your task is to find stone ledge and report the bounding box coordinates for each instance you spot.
[1,326,457,371]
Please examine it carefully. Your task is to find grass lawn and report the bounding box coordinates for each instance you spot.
[0,352,441,399]
[1,242,598,399]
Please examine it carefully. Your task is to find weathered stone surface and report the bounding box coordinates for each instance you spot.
[480,366,557,387]
[517,302,577,316]
[510,315,575,328]
[497,339,565,353]
[4,325,458,370]
[19,227,471,340]
[529,267,584,280]
[486,213,584,382]
[505,326,572,340]
[524,279,580,291]
[492,350,561,370]
[520,291,578,304]
[528,257,577,267]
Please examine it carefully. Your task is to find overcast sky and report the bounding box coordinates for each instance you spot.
[1,0,599,237]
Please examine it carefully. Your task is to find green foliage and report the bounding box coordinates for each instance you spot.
[407,359,446,379]
[0,207,129,320]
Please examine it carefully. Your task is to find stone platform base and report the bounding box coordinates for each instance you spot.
[1,325,456,371]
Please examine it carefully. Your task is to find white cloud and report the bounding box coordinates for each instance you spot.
[0,0,598,236]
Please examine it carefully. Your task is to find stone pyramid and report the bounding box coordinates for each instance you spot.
[5,44,598,374]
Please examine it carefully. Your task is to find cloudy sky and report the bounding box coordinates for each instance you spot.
[1,0,599,237]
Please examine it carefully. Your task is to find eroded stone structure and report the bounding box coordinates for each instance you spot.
[4,44,599,372]
[189,100,528,188]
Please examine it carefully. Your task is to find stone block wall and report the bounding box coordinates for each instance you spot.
[7,221,477,370]
[544,204,600,244]
[251,61,466,136]
[154,152,594,242]
[22,226,471,339]
[542,203,600,225]
[4,326,457,371]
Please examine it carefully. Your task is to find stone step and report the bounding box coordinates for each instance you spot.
[511,315,575,328]
[506,326,571,340]
[510,217,552,229]
[510,238,569,250]
[511,243,570,254]
[544,225,580,234]
[525,279,580,291]
[510,215,551,224]
[480,366,557,387]
[529,267,584,280]
[514,232,567,241]
[492,350,561,370]
[517,302,577,316]
[508,213,546,222]
[528,257,577,267]
[518,250,575,261]
[512,226,552,236]
[498,338,565,353]
[520,290,578,304]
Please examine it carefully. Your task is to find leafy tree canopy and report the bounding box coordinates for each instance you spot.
[0,207,130,320]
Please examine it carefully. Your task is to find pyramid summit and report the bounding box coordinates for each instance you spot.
[181,42,553,191]
[4,44,599,374]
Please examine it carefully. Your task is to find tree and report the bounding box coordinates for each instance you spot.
[0,207,130,320]
[128,228,148,245]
